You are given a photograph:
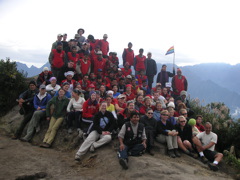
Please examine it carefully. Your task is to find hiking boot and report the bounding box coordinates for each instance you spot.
[40,143,51,148]
[208,163,219,171]
[119,158,128,170]
[75,154,82,161]
[68,128,73,134]
[200,156,208,164]
[20,138,28,142]
[90,145,95,153]
[147,149,154,156]
[174,149,181,157]
[191,152,199,159]
[168,149,176,158]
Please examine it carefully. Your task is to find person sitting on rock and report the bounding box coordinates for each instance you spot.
[156,110,179,158]
[81,91,99,135]
[20,85,52,142]
[118,111,147,170]
[12,81,39,140]
[54,82,71,99]
[140,108,157,155]
[75,101,116,161]
[66,89,85,136]
[175,116,198,158]
[192,122,223,171]
[40,88,69,148]
[195,115,205,132]
[46,77,61,97]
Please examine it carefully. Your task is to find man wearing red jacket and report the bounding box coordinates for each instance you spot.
[93,51,107,75]
[99,34,109,58]
[49,42,66,83]
[122,42,134,66]
[76,54,91,78]
[134,48,146,75]
[172,68,188,98]
[82,91,99,135]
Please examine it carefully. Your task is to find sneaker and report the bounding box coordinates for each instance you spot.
[174,149,181,157]
[119,158,128,170]
[90,145,95,153]
[68,128,73,134]
[40,143,50,148]
[208,163,219,171]
[168,149,176,158]
[75,154,82,161]
[200,156,208,164]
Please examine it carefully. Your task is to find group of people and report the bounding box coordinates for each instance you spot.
[12,28,223,172]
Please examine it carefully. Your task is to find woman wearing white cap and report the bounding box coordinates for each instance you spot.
[46,77,61,97]
[61,71,76,94]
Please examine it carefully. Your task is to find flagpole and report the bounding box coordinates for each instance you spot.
[173,50,175,70]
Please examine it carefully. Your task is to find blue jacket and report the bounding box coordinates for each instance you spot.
[33,93,52,110]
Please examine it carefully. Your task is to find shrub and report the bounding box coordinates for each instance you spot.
[0,58,27,116]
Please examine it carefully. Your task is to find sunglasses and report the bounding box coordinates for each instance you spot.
[161,114,168,116]
[180,121,186,123]
[148,112,153,114]
[182,113,187,115]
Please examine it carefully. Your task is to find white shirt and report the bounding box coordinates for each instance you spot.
[67,97,85,112]
[197,131,217,151]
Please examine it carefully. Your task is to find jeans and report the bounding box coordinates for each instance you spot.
[118,144,145,159]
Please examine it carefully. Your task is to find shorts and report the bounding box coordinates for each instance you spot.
[203,149,218,162]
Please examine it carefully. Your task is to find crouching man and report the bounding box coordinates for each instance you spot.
[118,111,147,170]
[193,122,223,171]
[75,101,116,161]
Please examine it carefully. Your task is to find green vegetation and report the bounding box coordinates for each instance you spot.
[0,58,27,117]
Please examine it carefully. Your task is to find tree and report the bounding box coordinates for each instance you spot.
[0,58,27,116]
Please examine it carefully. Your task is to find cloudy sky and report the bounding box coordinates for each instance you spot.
[0,0,239,67]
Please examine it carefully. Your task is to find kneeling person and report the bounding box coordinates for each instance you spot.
[75,101,116,161]
[118,111,147,170]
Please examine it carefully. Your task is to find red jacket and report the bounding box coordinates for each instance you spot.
[172,75,188,96]
[121,68,132,76]
[123,48,134,66]
[135,74,148,86]
[89,40,100,51]
[61,79,76,86]
[99,40,109,56]
[80,59,91,75]
[123,92,136,101]
[135,55,146,71]
[93,57,107,75]
[79,80,91,91]
[51,49,65,68]
[82,99,99,118]
[67,52,79,69]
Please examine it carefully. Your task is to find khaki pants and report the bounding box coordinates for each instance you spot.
[43,116,64,145]
[156,131,178,150]
[76,130,112,156]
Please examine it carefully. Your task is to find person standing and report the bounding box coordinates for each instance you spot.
[49,42,66,83]
[156,64,175,88]
[99,34,109,58]
[51,34,63,50]
[172,68,188,98]
[134,48,146,75]
[122,42,134,67]
[145,52,157,89]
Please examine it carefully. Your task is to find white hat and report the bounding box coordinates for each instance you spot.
[107,90,114,95]
[57,34,63,37]
[165,82,172,88]
[126,75,132,79]
[96,51,102,55]
[118,94,126,99]
[64,71,74,77]
[103,34,108,38]
[43,67,49,72]
[167,102,175,108]
[118,68,122,71]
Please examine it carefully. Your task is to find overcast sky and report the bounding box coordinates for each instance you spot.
[0,0,239,67]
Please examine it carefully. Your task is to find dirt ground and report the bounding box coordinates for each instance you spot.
[0,106,237,180]
[0,135,234,180]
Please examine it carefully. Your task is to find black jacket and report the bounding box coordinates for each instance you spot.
[92,111,116,134]
[156,120,175,136]
[140,115,157,132]
[175,124,193,143]
[146,59,157,76]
